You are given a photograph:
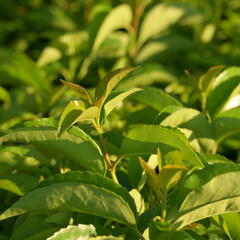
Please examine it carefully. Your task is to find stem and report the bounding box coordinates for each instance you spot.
[133,228,145,240]
[98,130,113,169]
[110,170,119,184]
[161,192,167,221]
[110,156,125,184]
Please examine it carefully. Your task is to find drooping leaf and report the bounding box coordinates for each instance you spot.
[130,87,182,112]
[0,123,106,174]
[0,171,137,230]
[92,4,132,54]
[160,108,215,152]
[170,163,240,229]
[138,3,185,48]
[121,125,204,167]
[212,107,240,143]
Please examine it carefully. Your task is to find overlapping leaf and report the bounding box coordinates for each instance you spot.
[121,125,204,167]
[0,171,137,230]
[0,120,106,174]
[170,164,240,229]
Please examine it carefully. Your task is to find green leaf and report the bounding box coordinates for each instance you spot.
[0,49,50,97]
[160,108,215,152]
[138,157,161,200]
[158,165,186,193]
[58,100,85,136]
[92,4,132,54]
[89,237,123,240]
[212,107,240,143]
[198,65,224,94]
[10,215,60,240]
[37,46,62,67]
[74,106,99,124]
[0,173,38,196]
[220,213,240,240]
[117,63,176,89]
[0,171,137,229]
[0,86,11,107]
[149,221,194,240]
[121,125,204,167]
[95,67,135,108]
[47,224,96,240]
[206,67,240,117]
[60,80,93,105]
[130,87,182,112]
[170,163,240,229]
[104,88,141,116]
[138,3,185,47]
[0,123,106,174]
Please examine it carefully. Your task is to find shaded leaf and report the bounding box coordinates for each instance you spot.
[0,173,38,196]
[11,215,59,240]
[0,49,50,97]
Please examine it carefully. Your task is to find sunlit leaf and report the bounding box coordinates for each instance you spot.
[0,121,106,174]
[0,171,137,229]
[121,125,203,167]
[92,4,132,54]
[170,164,240,229]
[212,107,240,143]
[138,3,185,47]
[130,87,182,112]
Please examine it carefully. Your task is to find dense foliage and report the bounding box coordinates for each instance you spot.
[0,0,240,239]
